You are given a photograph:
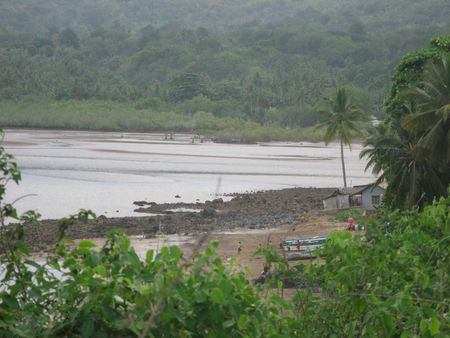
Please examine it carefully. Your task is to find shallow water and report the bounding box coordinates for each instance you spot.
[3,129,375,219]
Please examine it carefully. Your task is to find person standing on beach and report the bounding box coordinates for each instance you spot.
[237,241,242,254]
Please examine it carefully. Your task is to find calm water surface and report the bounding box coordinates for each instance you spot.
[4,129,375,219]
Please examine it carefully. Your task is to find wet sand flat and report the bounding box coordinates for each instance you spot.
[3,129,375,220]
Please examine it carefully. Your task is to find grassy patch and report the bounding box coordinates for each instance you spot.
[333,209,363,223]
[0,100,325,142]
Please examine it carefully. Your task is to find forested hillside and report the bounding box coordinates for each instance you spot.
[0,0,449,132]
[1,0,449,33]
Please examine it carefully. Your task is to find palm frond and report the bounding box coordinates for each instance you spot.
[402,110,437,133]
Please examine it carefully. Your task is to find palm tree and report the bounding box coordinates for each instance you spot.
[316,87,369,187]
[360,126,447,208]
[402,53,450,164]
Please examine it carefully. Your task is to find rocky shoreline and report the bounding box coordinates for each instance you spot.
[18,187,335,250]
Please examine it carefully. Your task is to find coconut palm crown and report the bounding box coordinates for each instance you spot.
[316,87,370,187]
[402,53,450,164]
[360,126,447,209]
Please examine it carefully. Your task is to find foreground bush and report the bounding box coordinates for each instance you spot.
[0,231,296,337]
[291,196,450,337]
[0,130,448,337]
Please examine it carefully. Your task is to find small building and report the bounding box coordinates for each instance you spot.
[322,184,385,210]
[323,188,359,209]
[353,184,385,210]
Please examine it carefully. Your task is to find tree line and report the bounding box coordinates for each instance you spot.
[1,0,449,34]
[1,20,448,129]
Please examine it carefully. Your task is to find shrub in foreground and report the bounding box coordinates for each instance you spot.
[291,196,449,337]
[0,130,448,337]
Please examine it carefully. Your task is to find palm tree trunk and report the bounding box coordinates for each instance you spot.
[340,139,347,187]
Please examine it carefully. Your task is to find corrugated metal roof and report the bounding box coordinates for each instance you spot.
[324,184,385,200]
[325,188,359,199]
[352,183,385,194]
[340,187,360,195]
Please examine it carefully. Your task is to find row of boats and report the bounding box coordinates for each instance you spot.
[280,235,327,260]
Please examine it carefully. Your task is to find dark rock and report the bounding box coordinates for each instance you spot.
[18,187,336,251]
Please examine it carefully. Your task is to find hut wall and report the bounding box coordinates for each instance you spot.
[361,186,385,209]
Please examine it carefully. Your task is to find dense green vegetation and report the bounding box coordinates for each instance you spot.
[290,196,449,336]
[1,0,449,33]
[0,2,448,335]
[333,208,363,223]
[361,36,450,209]
[0,0,449,134]
[0,132,448,337]
[0,101,324,143]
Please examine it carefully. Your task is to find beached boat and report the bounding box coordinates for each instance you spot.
[283,243,324,252]
[282,244,325,261]
[284,250,319,260]
[280,235,327,248]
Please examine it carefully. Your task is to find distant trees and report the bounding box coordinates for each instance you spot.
[348,20,367,41]
[0,9,449,129]
[317,87,369,187]
[168,73,205,103]
[2,0,449,34]
[138,24,160,48]
[58,28,80,49]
